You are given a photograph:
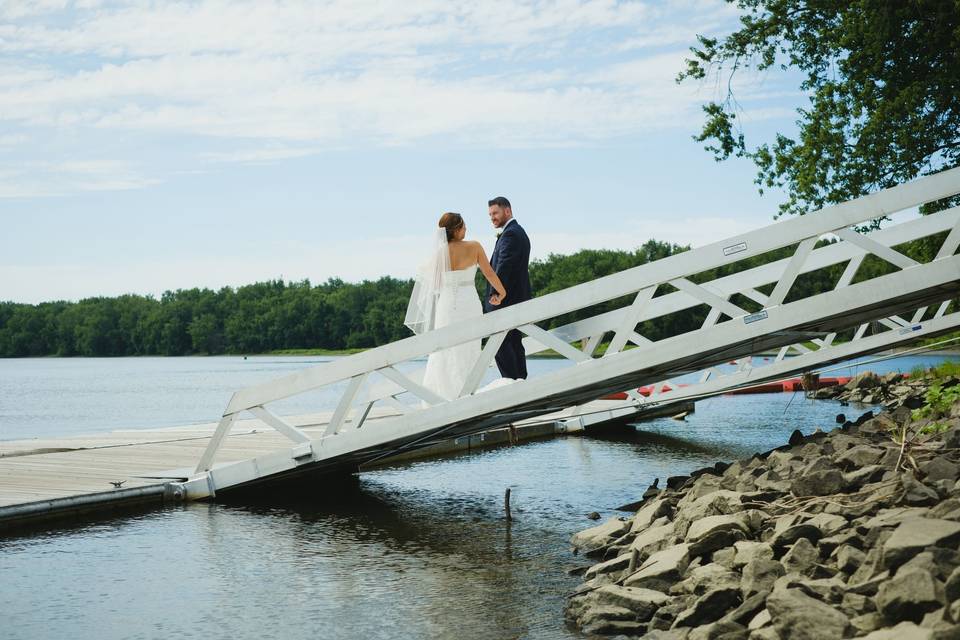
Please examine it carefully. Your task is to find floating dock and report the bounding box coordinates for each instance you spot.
[0,398,681,530]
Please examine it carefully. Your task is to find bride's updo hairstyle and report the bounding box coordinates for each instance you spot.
[438,212,464,241]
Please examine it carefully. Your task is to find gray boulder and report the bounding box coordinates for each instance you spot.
[593,584,670,621]
[766,587,851,640]
[876,568,945,623]
[847,372,881,390]
[583,551,631,582]
[581,618,648,636]
[844,464,887,489]
[782,537,819,576]
[747,608,771,630]
[819,530,862,558]
[741,558,785,598]
[625,544,691,592]
[849,546,885,586]
[900,551,942,579]
[576,603,636,627]
[945,566,960,602]
[733,541,774,568]
[771,523,824,552]
[722,591,769,626]
[931,499,960,519]
[944,427,960,450]
[835,544,866,574]
[883,518,960,569]
[673,491,746,533]
[642,630,693,640]
[841,592,874,617]
[806,512,849,536]
[923,456,960,483]
[792,468,845,497]
[920,607,949,629]
[850,612,885,635]
[632,497,672,531]
[571,516,631,553]
[771,573,845,604]
[687,514,751,543]
[836,444,885,470]
[755,469,792,493]
[847,570,891,597]
[950,600,960,627]
[713,546,737,569]
[650,600,691,631]
[673,586,741,628]
[677,563,740,596]
[630,520,677,560]
[687,620,746,640]
[902,473,941,507]
[686,514,751,557]
[863,506,932,529]
[861,621,934,639]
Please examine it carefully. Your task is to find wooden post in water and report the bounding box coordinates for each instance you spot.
[504,488,512,521]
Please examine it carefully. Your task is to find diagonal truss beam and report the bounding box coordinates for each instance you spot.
[224,171,960,415]
[190,169,960,477]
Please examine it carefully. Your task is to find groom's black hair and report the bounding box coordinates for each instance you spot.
[488,196,511,209]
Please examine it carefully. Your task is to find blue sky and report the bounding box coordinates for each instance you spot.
[0,0,806,303]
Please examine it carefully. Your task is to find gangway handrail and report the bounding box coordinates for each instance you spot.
[264,205,960,410]
[523,205,960,355]
[225,166,960,415]
[192,166,960,478]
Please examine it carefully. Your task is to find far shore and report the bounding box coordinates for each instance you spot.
[3,345,960,359]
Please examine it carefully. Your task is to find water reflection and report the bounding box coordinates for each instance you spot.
[2,353,956,639]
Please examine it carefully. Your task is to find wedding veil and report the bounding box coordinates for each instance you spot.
[404,227,451,334]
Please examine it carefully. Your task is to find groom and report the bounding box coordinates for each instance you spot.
[485,196,532,379]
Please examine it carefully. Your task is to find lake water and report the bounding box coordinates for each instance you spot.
[0,352,955,639]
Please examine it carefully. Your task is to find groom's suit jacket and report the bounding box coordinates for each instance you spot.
[485,219,532,312]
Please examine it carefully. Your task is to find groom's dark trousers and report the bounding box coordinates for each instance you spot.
[484,220,532,379]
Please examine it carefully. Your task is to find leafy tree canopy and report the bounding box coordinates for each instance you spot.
[678,0,960,218]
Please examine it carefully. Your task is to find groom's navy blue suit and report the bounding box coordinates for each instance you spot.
[484,219,532,379]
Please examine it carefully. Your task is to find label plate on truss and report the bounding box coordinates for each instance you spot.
[899,324,922,335]
[723,241,748,256]
[744,310,769,324]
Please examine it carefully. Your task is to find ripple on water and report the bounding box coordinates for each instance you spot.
[1,353,954,639]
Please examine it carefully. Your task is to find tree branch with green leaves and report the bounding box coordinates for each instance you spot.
[678,0,960,219]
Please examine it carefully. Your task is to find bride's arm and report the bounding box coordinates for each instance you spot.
[475,243,507,305]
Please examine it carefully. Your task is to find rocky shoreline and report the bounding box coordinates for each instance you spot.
[566,370,960,639]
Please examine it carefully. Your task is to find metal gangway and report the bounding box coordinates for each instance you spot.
[179,168,960,499]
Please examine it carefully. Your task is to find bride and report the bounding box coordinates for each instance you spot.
[405,212,507,401]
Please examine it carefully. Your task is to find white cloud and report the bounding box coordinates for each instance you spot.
[0,159,159,197]
[0,0,69,20]
[199,146,322,165]
[0,133,27,146]
[0,0,798,197]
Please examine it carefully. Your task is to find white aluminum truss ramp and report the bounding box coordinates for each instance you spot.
[180,167,960,499]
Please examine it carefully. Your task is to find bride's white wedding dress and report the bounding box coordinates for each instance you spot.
[405,229,519,402]
[421,265,482,400]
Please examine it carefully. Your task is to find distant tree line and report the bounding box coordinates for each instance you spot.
[0,236,948,357]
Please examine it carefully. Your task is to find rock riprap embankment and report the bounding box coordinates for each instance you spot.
[814,371,955,411]
[566,374,960,639]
